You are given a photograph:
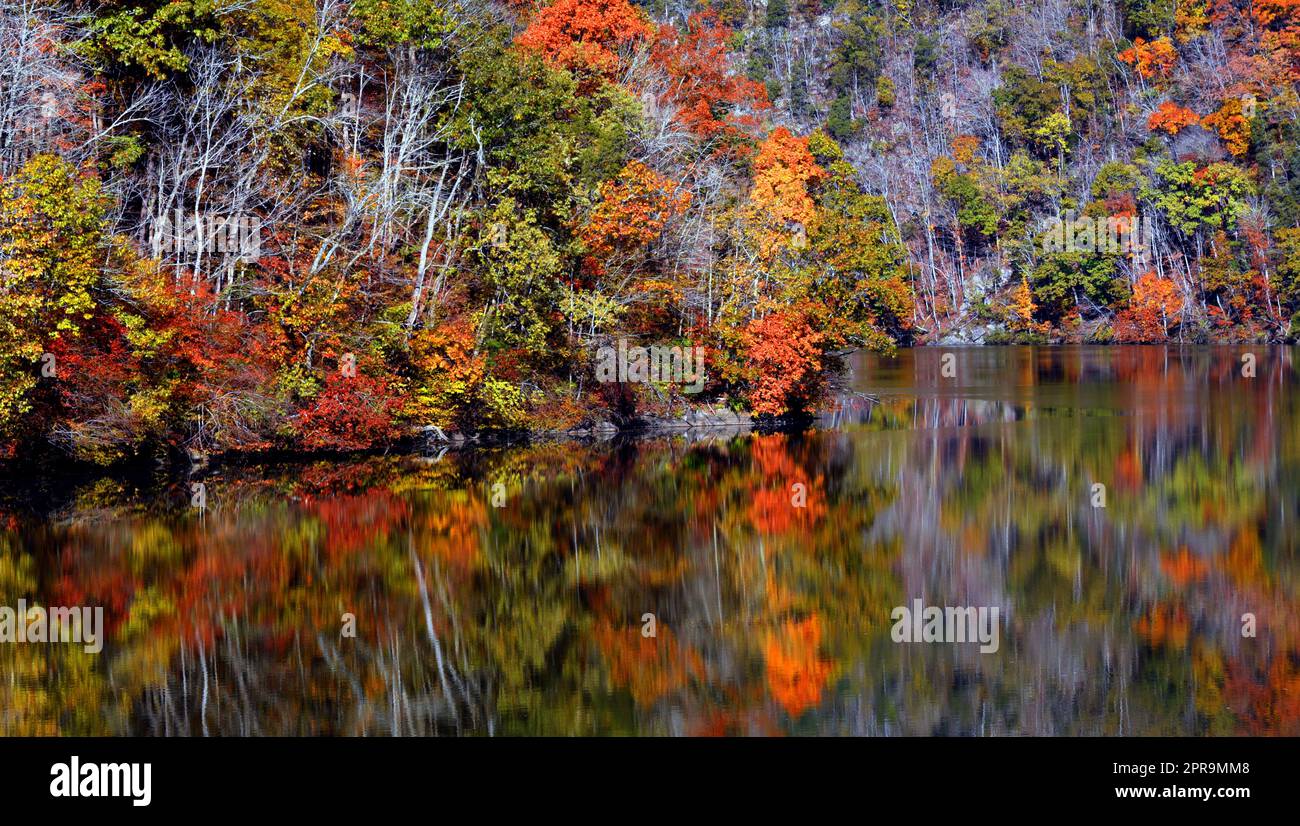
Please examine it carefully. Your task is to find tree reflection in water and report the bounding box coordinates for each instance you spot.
[2,346,1298,736]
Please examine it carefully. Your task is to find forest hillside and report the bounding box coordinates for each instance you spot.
[0,0,1297,462]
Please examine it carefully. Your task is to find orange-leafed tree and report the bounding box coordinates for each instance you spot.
[1118,36,1178,79]
[1147,101,1200,134]
[1254,0,1300,84]
[751,127,823,227]
[406,318,488,429]
[515,0,651,78]
[580,160,691,260]
[1202,97,1252,156]
[1135,601,1191,650]
[748,127,825,258]
[1160,547,1209,585]
[1008,276,1046,334]
[593,619,703,707]
[746,433,828,535]
[1115,272,1183,342]
[649,12,769,146]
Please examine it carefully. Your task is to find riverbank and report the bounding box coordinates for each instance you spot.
[0,391,883,482]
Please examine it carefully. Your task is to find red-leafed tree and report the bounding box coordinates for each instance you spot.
[294,370,404,452]
[515,0,651,78]
[1253,0,1300,84]
[650,12,770,147]
[742,306,826,416]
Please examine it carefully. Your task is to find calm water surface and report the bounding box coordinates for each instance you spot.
[3,345,1299,735]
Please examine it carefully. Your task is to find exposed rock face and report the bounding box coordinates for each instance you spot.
[936,325,995,346]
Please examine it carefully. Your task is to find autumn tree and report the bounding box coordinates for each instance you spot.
[1144,160,1253,237]
[1202,97,1252,156]
[748,127,825,258]
[580,161,690,262]
[1115,271,1183,341]
[649,12,769,149]
[515,0,651,78]
[740,306,826,416]
[0,155,106,445]
[1147,100,1200,135]
[1119,36,1178,79]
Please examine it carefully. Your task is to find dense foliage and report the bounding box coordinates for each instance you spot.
[1,0,1298,461]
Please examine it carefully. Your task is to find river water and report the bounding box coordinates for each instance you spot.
[2,345,1297,735]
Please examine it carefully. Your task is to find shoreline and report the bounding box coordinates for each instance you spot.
[0,393,883,485]
[6,340,1289,480]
